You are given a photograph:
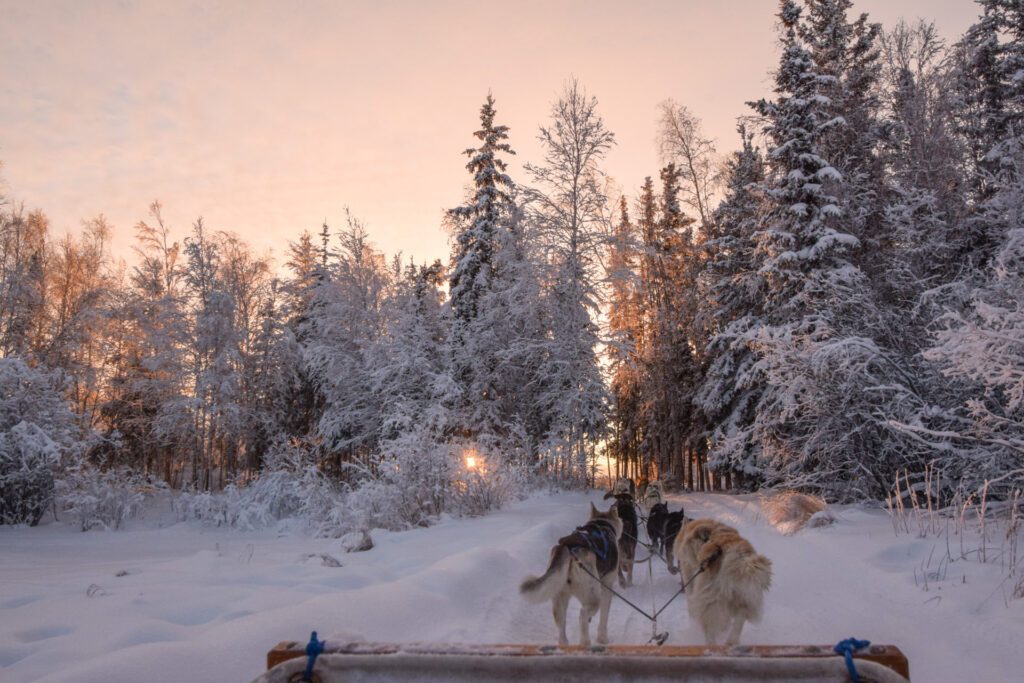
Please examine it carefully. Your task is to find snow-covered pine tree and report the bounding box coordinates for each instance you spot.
[797,0,886,278]
[742,0,892,498]
[641,164,703,487]
[446,94,517,457]
[695,125,767,486]
[486,200,552,464]
[953,0,1013,201]
[607,196,643,478]
[279,230,327,441]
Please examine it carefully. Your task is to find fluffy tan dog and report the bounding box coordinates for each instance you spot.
[674,518,772,645]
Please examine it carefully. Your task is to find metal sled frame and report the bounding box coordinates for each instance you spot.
[261,641,910,682]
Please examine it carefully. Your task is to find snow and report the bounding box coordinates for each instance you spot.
[1,491,1022,682]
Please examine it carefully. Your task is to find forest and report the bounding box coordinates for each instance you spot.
[1,0,1022,536]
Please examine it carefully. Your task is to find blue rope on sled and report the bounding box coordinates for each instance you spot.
[834,637,871,683]
[303,631,325,682]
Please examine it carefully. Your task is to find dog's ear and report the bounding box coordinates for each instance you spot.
[590,501,599,518]
[609,504,620,519]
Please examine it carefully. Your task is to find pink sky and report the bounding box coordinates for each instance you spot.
[0,0,980,267]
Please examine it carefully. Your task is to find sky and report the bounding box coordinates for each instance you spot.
[0,0,981,269]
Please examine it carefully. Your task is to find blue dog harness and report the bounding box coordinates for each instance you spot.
[559,518,619,575]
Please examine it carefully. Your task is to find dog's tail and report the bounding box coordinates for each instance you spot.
[519,545,571,604]
[746,553,773,592]
[737,552,773,623]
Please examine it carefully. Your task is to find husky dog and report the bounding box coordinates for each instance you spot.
[610,492,638,587]
[602,477,635,500]
[646,502,687,574]
[762,490,832,535]
[601,478,639,585]
[673,518,772,646]
[641,479,665,513]
[519,503,623,646]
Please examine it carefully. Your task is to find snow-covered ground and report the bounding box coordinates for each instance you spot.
[1,491,1022,682]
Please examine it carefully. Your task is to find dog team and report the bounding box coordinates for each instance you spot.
[520,477,772,647]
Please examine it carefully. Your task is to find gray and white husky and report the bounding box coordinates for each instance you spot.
[519,503,623,647]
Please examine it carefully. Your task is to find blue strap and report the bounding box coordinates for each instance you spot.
[303,631,325,682]
[834,637,870,683]
[578,525,610,562]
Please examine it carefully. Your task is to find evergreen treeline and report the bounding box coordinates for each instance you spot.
[2,0,1022,531]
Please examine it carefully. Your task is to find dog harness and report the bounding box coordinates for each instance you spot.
[558,519,619,576]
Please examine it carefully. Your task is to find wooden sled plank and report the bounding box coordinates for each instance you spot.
[266,641,909,680]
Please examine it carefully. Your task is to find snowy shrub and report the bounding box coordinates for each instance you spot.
[174,438,341,532]
[0,358,80,525]
[0,422,61,525]
[173,488,228,526]
[56,466,146,531]
[920,228,1024,498]
[450,459,532,517]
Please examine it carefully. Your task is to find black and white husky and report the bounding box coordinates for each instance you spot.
[519,503,623,646]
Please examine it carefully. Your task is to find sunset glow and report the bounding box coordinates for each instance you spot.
[0,0,975,261]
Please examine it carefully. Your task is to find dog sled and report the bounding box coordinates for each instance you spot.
[257,638,910,682]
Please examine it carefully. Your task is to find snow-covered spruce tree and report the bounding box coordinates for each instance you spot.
[639,164,703,487]
[695,126,768,486]
[524,79,613,483]
[952,0,1016,204]
[276,230,326,442]
[607,196,644,478]
[740,0,905,499]
[446,94,518,458]
[0,357,78,525]
[242,278,306,472]
[486,199,553,464]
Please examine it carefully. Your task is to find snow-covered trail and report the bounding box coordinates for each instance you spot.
[1,491,1022,682]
